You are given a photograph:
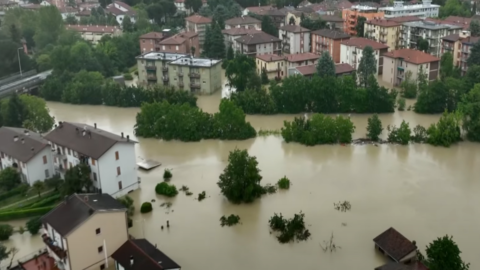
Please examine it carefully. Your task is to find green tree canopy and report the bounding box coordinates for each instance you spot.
[357,46,376,87]
[467,41,480,67]
[261,15,278,37]
[355,16,366,37]
[459,83,480,142]
[4,93,26,128]
[26,217,42,235]
[185,0,203,12]
[316,51,335,77]
[19,94,55,133]
[0,167,21,190]
[34,6,64,50]
[225,53,257,91]
[366,114,383,141]
[469,20,480,36]
[421,235,470,270]
[63,164,93,195]
[440,52,454,79]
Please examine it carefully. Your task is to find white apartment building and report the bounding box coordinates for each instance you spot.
[106,1,136,25]
[379,0,440,19]
[400,20,462,57]
[279,25,311,54]
[340,37,389,74]
[224,16,261,30]
[0,127,54,185]
[44,121,139,198]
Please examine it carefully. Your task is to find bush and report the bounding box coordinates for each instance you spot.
[163,169,172,180]
[197,191,206,201]
[411,125,428,143]
[426,112,461,147]
[277,177,290,189]
[123,73,133,80]
[387,121,411,145]
[0,183,29,202]
[26,217,42,235]
[140,202,152,213]
[155,182,178,197]
[268,212,311,244]
[397,98,406,111]
[220,215,241,227]
[21,194,61,209]
[0,206,55,221]
[0,224,14,240]
[366,114,383,141]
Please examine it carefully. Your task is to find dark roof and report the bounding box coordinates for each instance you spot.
[335,63,355,74]
[319,15,343,22]
[311,29,350,39]
[442,33,460,42]
[367,19,401,27]
[388,16,422,23]
[222,28,262,36]
[462,36,480,45]
[294,63,354,76]
[42,193,126,236]
[112,239,181,270]
[286,52,319,62]
[44,122,135,160]
[185,14,212,24]
[341,37,389,50]
[373,227,417,262]
[383,49,440,65]
[225,16,260,25]
[140,32,164,39]
[0,127,49,163]
[375,262,429,270]
[279,25,310,33]
[235,32,281,45]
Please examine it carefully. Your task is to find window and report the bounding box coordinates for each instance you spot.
[93,172,97,181]
[96,228,101,235]
[92,159,96,166]
[100,265,105,270]
[117,167,121,175]
[115,151,119,160]
[68,148,71,155]
[118,181,123,190]
[45,169,49,178]
[98,246,103,253]
[43,156,47,164]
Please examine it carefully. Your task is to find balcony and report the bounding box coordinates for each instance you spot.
[42,234,67,260]
[380,31,387,36]
[54,163,66,173]
[190,82,201,89]
[162,66,168,72]
[52,149,65,159]
[178,82,184,88]
[178,72,184,77]
[163,76,169,82]
[147,74,157,81]
[189,72,200,78]
[145,65,156,71]
[380,38,387,43]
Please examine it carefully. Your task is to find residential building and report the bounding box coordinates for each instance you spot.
[285,10,320,26]
[225,16,261,30]
[256,54,286,80]
[136,52,187,86]
[375,261,430,270]
[222,28,262,48]
[279,25,310,54]
[378,0,439,19]
[460,35,480,75]
[0,127,54,185]
[342,5,384,36]
[185,15,212,49]
[285,52,320,69]
[441,30,470,67]
[44,122,139,197]
[319,15,344,30]
[364,19,401,50]
[234,32,282,57]
[66,25,122,45]
[167,57,222,94]
[41,193,128,270]
[400,20,462,57]
[157,32,199,56]
[287,63,355,77]
[311,29,350,63]
[382,48,440,86]
[243,5,274,16]
[388,15,422,24]
[112,239,181,270]
[59,7,78,20]
[373,227,418,263]
[139,31,169,53]
[340,37,389,73]
[265,8,288,28]
[106,1,136,25]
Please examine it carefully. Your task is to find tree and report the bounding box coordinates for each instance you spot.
[316,51,335,77]
[4,93,26,128]
[458,84,480,141]
[9,24,20,43]
[0,225,13,241]
[217,149,264,204]
[355,16,366,37]
[122,16,134,32]
[400,70,417,98]
[387,120,411,145]
[45,175,63,191]
[467,41,480,67]
[426,111,461,147]
[34,6,64,50]
[65,15,78,25]
[300,17,327,31]
[469,20,480,36]
[226,45,234,61]
[225,53,257,91]
[0,245,9,263]
[26,217,42,235]
[357,46,376,87]
[117,195,135,217]
[261,68,269,84]
[202,25,213,57]
[185,0,203,12]
[210,22,225,59]
[289,16,295,25]
[63,164,93,195]
[261,16,278,37]
[19,95,55,133]
[418,38,429,52]
[366,114,383,141]
[421,235,470,270]
[32,181,45,197]
[36,54,52,72]
[0,167,21,190]
[440,52,454,79]
[439,0,471,18]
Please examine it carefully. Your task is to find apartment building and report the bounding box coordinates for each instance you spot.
[460,35,480,75]
[139,30,170,53]
[44,122,139,197]
[400,20,462,57]
[319,15,344,31]
[185,15,212,49]
[66,25,122,45]
[243,5,274,16]
[41,193,128,270]
[222,28,262,48]
[234,32,282,57]
[279,25,310,54]
[266,8,288,28]
[157,32,199,56]
[225,16,261,30]
[106,1,136,25]
[378,0,439,19]
[287,63,355,78]
[342,5,384,36]
[285,52,320,69]
[256,54,286,80]
[340,37,389,74]
[311,29,350,63]
[0,127,54,185]
[388,15,422,24]
[382,48,440,86]
[167,56,222,94]
[441,30,470,67]
[364,19,401,50]
[136,52,187,86]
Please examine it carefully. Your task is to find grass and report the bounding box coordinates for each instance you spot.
[0,189,53,209]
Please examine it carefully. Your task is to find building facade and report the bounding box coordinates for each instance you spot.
[441,30,470,67]
[256,54,286,80]
[44,122,139,197]
[285,52,320,69]
[222,28,262,48]
[340,37,389,74]
[66,25,122,45]
[225,16,261,30]
[364,19,401,51]
[311,29,350,63]
[234,32,282,57]
[137,52,187,86]
[106,1,136,26]
[157,32,199,56]
[139,31,170,53]
[342,5,384,36]
[379,0,440,19]
[460,35,480,75]
[167,57,222,95]
[185,15,212,49]
[279,25,310,54]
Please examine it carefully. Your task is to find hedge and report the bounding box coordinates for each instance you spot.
[140,202,152,213]
[0,184,29,201]
[24,194,61,209]
[0,206,55,221]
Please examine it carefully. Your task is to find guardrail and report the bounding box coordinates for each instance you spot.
[0,70,37,87]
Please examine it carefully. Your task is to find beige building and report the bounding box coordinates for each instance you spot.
[168,57,222,94]
[382,48,440,86]
[136,52,187,86]
[185,15,212,49]
[256,54,286,80]
[41,193,128,270]
[364,19,400,51]
[66,25,122,45]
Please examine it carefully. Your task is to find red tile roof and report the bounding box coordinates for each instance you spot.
[341,37,388,50]
[335,63,355,74]
[383,49,440,64]
[388,16,422,23]
[279,25,310,33]
[367,19,400,27]
[222,28,262,36]
[294,63,354,76]
[286,52,320,62]
[140,32,163,39]
[373,227,417,262]
[256,54,285,62]
[235,32,281,45]
[185,14,212,24]
[225,16,261,25]
[159,32,197,45]
[311,29,350,39]
[66,25,120,33]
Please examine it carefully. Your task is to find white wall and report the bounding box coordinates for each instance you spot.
[340,44,380,72]
[46,222,70,270]
[26,147,55,185]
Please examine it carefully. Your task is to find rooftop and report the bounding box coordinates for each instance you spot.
[375,261,429,270]
[442,33,461,42]
[169,56,221,67]
[137,52,187,61]
[388,16,422,23]
[245,5,274,15]
[294,63,354,76]
[159,32,197,45]
[222,28,262,36]
[341,37,389,50]
[350,5,379,11]
[318,15,344,22]
[0,127,49,163]
[379,2,440,11]
[235,32,281,45]
[383,49,440,64]
[311,29,350,39]
[185,14,212,24]
[140,32,164,39]
[225,16,261,25]
[66,24,120,33]
[403,20,462,30]
[112,239,181,270]
[42,193,126,236]
[367,19,401,27]
[279,25,310,33]
[256,54,285,62]
[44,121,135,160]
[373,227,417,262]
[106,1,136,16]
[461,36,480,44]
[286,52,320,62]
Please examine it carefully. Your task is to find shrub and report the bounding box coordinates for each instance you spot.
[163,169,172,180]
[197,191,206,201]
[0,184,29,201]
[140,202,152,213]
[411,125,428,143]
[268,212,310,244]
[387,121,411,145]
[277,176,290,189]
[23,194,61,209]
[0,206,55,221]
[366,114,383,141]
[123,73,133,80]
[397,98,406,111]
[26,217,42,235]
[155,182,178,197]
[0,224,14,240]
[220,215,241,227]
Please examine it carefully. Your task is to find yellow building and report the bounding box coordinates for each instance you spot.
[256,54,287,80]
[364,19,400,51]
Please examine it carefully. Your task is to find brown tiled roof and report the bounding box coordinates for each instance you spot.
[256,54,285,62]
[225,16,260,26]
[442,33,460,42]
[0,127,49,163]
[294,63,354,76]
[267,9,288,16]
[286,52,320,62]
[112,239,181,270]
[245,5,274,15]
[462,36,480,44]
[185,14,212,24]
[235,32,281,45]
[388,16,422,23]
[341,37,388,50]
[383,49,440,64]
[335,63,355,74]
[444,16,471,26]
[319,15,343,22]
[42,193,126,236]
[373,227,417,262]
[222,28,262,36]
[44,122,136,160]
[367,19,400,27]
[375,262,429,270]
[66,25,120,33]
[279,25,310,33]
[106,1,136,16]
[140,32,163,39]
[311,29,350,39]
[181,31,198,38]
[158,32,196,45]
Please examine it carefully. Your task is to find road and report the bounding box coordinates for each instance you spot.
[0,69,53,96]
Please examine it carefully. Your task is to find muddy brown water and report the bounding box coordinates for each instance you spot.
[2,89,480,270]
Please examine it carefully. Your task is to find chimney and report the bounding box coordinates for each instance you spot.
[130,256,134,266]
[121,132,124,138]
[412,240,416,247]
[54,124,58,128]
[14,136,19,142]
[127,135,130,142]
[21,138,25,144]
[94,123,97,129]
[59,121,63,128]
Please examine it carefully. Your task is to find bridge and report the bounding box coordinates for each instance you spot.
[0,70,53,98]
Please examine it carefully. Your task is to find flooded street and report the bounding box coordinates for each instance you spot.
[3,90,480,269]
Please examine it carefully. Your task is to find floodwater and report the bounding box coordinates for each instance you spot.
[3,88,480,270]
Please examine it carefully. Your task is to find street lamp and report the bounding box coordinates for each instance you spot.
[17,47,23,76]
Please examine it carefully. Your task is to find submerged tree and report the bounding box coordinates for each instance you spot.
[357,46,376,87]
[316,51,335,77]
[420,235,470,270]
[366,114,383,141]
